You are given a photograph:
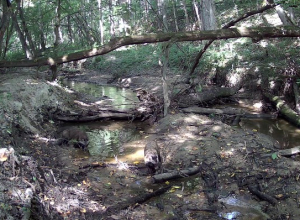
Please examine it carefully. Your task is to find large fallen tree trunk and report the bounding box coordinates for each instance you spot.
[54,111,134,122]
[177,85,241,107]
[263,92,300,127]
[1,26,300,68]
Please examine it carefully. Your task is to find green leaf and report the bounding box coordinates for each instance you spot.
[271,153,278,160]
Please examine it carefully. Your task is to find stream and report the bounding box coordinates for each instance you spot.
[61,80,149,163]
[58,80,299,220]
[62,80,300,162]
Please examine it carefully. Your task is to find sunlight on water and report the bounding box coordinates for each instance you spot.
[60,80,148,162]
[62,80,139,110]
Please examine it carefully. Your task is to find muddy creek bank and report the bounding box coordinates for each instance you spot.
[1,71,300,220]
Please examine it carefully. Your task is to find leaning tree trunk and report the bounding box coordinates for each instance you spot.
[0,0,11,58]
[16,0,36,56]
[11,11,33,59]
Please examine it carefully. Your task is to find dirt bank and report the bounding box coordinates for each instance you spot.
[1,69,300,219]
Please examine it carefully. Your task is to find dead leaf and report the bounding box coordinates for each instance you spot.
[80,208,87,213]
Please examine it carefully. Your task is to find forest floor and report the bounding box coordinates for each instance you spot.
[1,68,300,220]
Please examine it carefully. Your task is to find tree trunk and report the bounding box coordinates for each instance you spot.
[109,0,115,38]
[293,81,300,113]
[67,15,74,44]
[1,26,300,68]
[16,0,36,56]
[0,0,11,57]
[263,92,300,127]
[11,11,33,59]
[200,0,216,30]
[275,5,294,25]
[172,1,179,32]
[54,0,63,47]
[193,0,201,30]
[97,0,104,44]
[177,85,241,107]
[161,43,170,117]
[1,23,13,59]
[182,0,190,31]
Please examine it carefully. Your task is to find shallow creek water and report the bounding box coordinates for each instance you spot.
[61,80,148,163]
[63,80,300,162]
[240,118,300,149]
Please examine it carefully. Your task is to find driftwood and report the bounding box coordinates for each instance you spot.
[148,166,201,184]
[263,92,300,127]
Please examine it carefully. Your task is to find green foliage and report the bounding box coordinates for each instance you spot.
[90,45,159,75]
[271,152,278,160]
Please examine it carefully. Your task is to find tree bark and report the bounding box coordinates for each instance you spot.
[97,0,104,44]
[161,43,170,117]
[182,0,190,30]
[172,1,179,32]
[200,0,216,30]
[263,92,300,127]
[11,11,33,59]
[293,81,300,113]
[1,26,300,68]
[16,0,36,55]
[193,0,201,30]
[177,85,241,107]
[0,0,11,57]
[54,0,63,47]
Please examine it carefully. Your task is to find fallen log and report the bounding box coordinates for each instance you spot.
[263,92,300,127]
[182,106,276,119]
[177,85,242,107]
[54,111,134,122]
[147,166,201,184]
[182,106,245,115]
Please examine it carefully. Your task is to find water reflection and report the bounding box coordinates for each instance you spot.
[88,127,139,158]
[62,80,138,110]
[60,80,147,162]
[240,118,300,149]
[71,121,147,162]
